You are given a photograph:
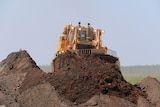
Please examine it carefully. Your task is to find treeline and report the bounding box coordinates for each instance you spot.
[121,65,160,83]
[121,65,160,77]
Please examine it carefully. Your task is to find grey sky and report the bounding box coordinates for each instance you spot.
[0,0,160,66]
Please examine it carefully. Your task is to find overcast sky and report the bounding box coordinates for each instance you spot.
[0,0,160,66]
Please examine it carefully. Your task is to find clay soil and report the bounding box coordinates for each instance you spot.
[0,50,159,107]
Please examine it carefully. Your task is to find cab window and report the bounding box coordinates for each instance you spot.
[78,31,86,40]
[69,30,74,42]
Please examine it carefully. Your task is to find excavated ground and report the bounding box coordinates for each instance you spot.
[0,50,159,107]
[48,51,146,104]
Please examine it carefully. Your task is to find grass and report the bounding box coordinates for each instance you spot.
[124,76,160,85]
[155,76,160,81]
[121,65,160,84]
[124,76,144,84]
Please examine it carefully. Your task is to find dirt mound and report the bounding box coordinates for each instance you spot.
[137,96,155,107]
[17,83,73,107]
[47,52,146,104]
[0,50,45,106]
[0,50,45,92]
[0,50,159,107]
[138,76,160,107]
[17,82,138,107]
[0,50,38,75]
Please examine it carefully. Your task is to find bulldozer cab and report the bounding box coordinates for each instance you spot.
[68,23,97,50]
[77,29,87,41]
[77,23,96,42]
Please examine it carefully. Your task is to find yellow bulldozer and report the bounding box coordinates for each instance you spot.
[52,22,120,72]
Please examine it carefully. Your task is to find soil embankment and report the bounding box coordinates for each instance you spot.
[0,50,159,107]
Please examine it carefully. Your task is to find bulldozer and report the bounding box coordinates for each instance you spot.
[52,22,120,72]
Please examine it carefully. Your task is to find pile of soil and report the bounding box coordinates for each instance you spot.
[0,50,38,75]
[47,51,146,104]
[0,50,159,107]
[0,50,45,106]
[138,76,160,106]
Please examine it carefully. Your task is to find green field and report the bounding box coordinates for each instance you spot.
[124,76,144,84]
[124,76,160,84]
[121,65,160,84]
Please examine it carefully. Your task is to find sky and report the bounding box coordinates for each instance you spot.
[0,0,160,66]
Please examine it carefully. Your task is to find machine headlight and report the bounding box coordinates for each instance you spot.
[71,26,74,30]
[102,30,105,34]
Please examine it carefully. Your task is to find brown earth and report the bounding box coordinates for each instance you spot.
[0,50,159,107]
[0,50,45,107]
[138,76,160,107]
[48,51,146,104]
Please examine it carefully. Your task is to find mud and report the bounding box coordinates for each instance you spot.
[0,50,159,107]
